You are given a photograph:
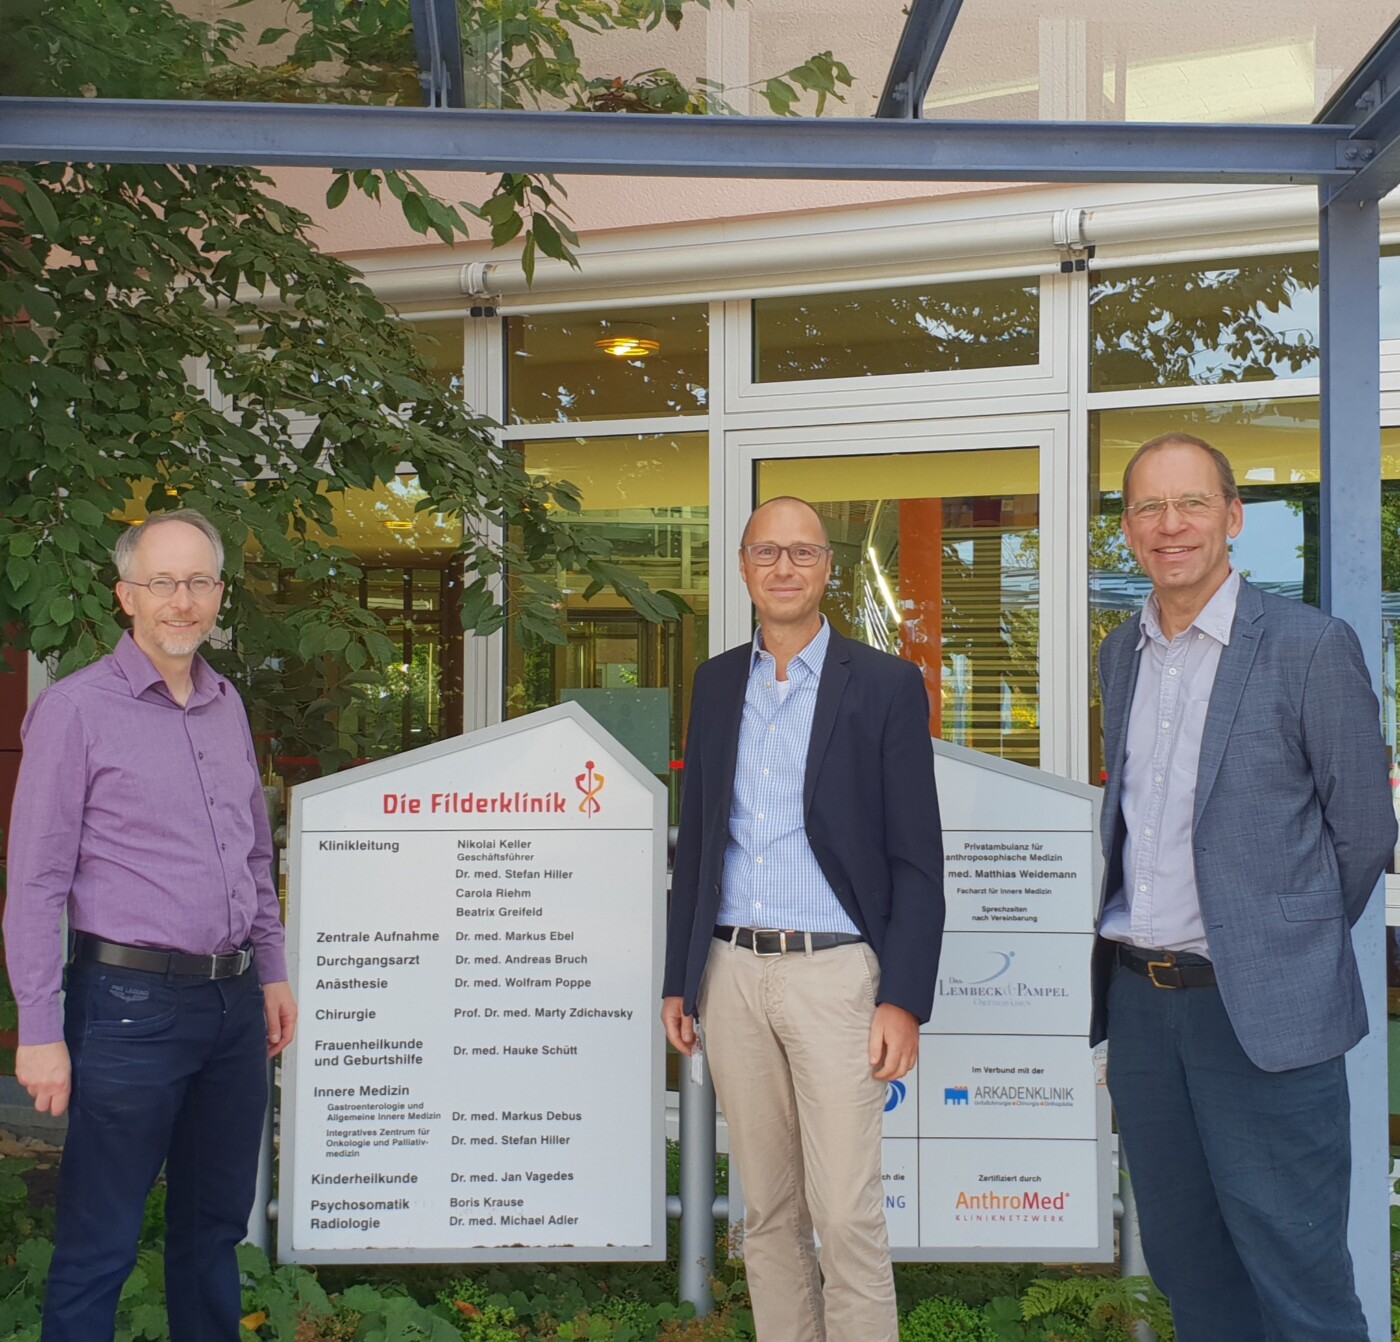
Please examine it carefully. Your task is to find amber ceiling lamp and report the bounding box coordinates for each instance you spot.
[594,321,660,359]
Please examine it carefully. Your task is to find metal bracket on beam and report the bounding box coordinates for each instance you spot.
[1338,140,1378,168]
[410,0,467,109]
[876,0,965,120]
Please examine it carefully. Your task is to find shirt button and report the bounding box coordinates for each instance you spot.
[1144,827,1153,837]
[1138,883,1148,892]
[769,724,776,733]
[221,843,227,851]
[1155,774,1164,783]
[757,813,764,821]
[756,856,764,865]
[762,768,769,777]
[754,901,762,910]
[208,796,215,805]
[198,751,205,759]
[1160,721,1170,730]
[1197,633,1205,640]
[1167,668,1178,677]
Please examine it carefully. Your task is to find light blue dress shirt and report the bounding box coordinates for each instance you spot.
[715,619,861,934]
[1100,568,1240,957]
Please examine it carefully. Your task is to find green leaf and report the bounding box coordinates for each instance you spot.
[49,598,75,627]
[258,26,290,43]
[325,173,351,209]
[9,535,36,558]
[401,192,430,235]
[20,182,61,240]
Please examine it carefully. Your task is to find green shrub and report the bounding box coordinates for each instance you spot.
[901,1296,996,1340]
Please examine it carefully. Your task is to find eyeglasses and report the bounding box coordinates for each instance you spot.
[740,543,831,567]
[123,576,223,598]
[1124,492,1225,520]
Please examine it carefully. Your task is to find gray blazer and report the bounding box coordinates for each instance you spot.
[1091,580,1397,1072]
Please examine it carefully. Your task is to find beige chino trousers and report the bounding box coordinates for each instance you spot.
[697,937,898,1342]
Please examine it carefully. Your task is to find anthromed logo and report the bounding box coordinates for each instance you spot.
[884,1080,907,1113]
[576,760,605,816]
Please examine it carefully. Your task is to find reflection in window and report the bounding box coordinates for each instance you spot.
[753,278,1039,382]
[504,435,709,819]
[1090,255,1320,394]
[506,307,708,424]
[758,449,1040,765]
[406,319,466,395]
[245,476,464,779]
[1089,403,1400,822]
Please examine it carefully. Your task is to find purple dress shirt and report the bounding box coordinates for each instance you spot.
[4,632,288,1045]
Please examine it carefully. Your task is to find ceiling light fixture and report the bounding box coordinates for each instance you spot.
[594,321,660,359]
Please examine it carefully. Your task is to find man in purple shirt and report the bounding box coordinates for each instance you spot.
[4,510,297,1342]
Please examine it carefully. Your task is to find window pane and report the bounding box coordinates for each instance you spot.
[407,319,465,396]
[243,477,465,779]
[753,278,1040,383]
[506,307,708,424]
[758,449,1040,766]
[1090,402,1400,819]
[505,435,709,819]
[1090,255,1319,394]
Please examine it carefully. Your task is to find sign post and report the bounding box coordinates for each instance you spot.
[882,740,1111,1261]
[278,703,667,1264]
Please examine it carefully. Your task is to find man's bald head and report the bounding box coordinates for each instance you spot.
[741,496,830,549]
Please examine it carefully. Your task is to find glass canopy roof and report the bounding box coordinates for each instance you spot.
[7,0,1396,129]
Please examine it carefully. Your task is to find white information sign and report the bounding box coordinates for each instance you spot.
[279,704,667,1263]
[881,740,1111,1262]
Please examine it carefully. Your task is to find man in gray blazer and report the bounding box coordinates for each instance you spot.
[1091,433,1396,1341]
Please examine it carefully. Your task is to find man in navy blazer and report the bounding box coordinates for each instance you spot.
[662,496,943,1342]
[1092,434,1396,1341]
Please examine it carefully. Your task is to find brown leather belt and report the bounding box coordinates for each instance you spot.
[73,932,254,981]
[1116,943,1215,989]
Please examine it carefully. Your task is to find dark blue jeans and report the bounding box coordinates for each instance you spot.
[42,960,268,1342]
[1106,960,1367,1342]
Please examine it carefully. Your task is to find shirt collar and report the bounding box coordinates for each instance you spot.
[113,630,224,706]
[1137,569,1240,650]
[751,616,831,679]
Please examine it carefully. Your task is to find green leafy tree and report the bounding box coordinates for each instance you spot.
[0,0,847,772]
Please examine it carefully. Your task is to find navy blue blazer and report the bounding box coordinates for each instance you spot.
[1091,581,1397,1071]
[663,627,945,1023]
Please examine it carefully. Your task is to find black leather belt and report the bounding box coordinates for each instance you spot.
[1116,943,1215,989]
[73,933,254,981]
[714,926,865,956]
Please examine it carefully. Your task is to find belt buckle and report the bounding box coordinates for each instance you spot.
[1146,954,1180,990]
[751,929,786,958]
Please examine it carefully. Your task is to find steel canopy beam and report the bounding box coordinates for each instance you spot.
[0,97,1359,185]
[876,0,964,120]
[1316,17,1400,205]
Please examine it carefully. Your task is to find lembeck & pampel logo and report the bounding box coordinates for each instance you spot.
[936,949,1070,1004]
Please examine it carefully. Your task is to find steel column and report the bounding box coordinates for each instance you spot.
[678,1053,717,1316]
[1318,190,1388,1341]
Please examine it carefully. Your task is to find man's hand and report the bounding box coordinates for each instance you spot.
[263,981,298,1059]
[661,996,698,1057]
[16,1042,72,1117]
[868,1003,919,1081]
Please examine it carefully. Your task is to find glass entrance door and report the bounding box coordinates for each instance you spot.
[740,417,1077,774]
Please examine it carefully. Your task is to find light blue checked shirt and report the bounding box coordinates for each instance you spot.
[715,619,861,934]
